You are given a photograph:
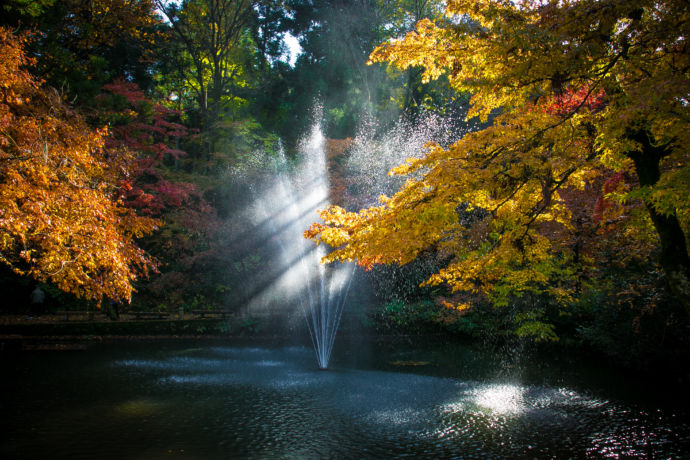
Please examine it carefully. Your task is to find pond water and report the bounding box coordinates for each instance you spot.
[1,339,688,459]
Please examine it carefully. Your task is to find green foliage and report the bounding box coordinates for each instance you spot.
[513,312,559,343]
[374,300,433,332]
[8,1,161,103]
[372,299,467,335]
[239,317,262,334]
[2,0,56,18]
[277,0,453,143]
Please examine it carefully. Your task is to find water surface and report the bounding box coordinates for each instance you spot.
[1,340,688,458]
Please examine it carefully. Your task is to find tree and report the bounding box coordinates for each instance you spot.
[1,0,57,19]
[379,0,447,116]
[0,28,158,302]
[96,78,228,311]
[2,0,161,102]
[278,0,454,142]
[306,0,690,314]
[98,78,196,215]
[155,0,261,124]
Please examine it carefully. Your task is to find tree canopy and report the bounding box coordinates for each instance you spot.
[0,28,158,302]
[307,0,690,314]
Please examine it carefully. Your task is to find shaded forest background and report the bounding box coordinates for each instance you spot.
[1,0,688,369]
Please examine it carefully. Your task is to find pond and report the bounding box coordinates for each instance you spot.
[1,338,689,458]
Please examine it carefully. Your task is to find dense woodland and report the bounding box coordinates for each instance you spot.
[1,0,689,367]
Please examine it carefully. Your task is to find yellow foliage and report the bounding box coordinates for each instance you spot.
[308,0,690,310]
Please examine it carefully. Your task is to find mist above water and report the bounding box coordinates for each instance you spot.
[230,109,471,367]
[345,111,469,209]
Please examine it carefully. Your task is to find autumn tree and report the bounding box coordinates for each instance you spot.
[97,78,197,215]
[95,78,230,311]
[0,28,158,302]
[307,0,690,315]
[378,0,447,116]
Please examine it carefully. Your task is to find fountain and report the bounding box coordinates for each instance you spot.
[248,118,354,370]
[242,111,462,368]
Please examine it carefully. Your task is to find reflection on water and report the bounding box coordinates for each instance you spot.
[468,384,527,415]
[114,398,167,417]
[1,343,689,459]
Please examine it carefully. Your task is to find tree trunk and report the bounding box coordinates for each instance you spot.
[629,131,690,314]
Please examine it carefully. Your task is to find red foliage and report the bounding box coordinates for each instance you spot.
[592,171,627,224]
[99,78,197,215]
[543,85,607,117]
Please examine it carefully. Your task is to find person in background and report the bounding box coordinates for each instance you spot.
[28,286,45,319]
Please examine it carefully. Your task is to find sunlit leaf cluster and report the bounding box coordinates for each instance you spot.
[0,28,158,302]
[308,0,690,312]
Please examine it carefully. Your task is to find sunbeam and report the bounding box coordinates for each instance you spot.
[240,118,355,369]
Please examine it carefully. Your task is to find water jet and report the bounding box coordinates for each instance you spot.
[250,118,354,370]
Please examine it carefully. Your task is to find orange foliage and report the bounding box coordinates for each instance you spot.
[0,28,158,303]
